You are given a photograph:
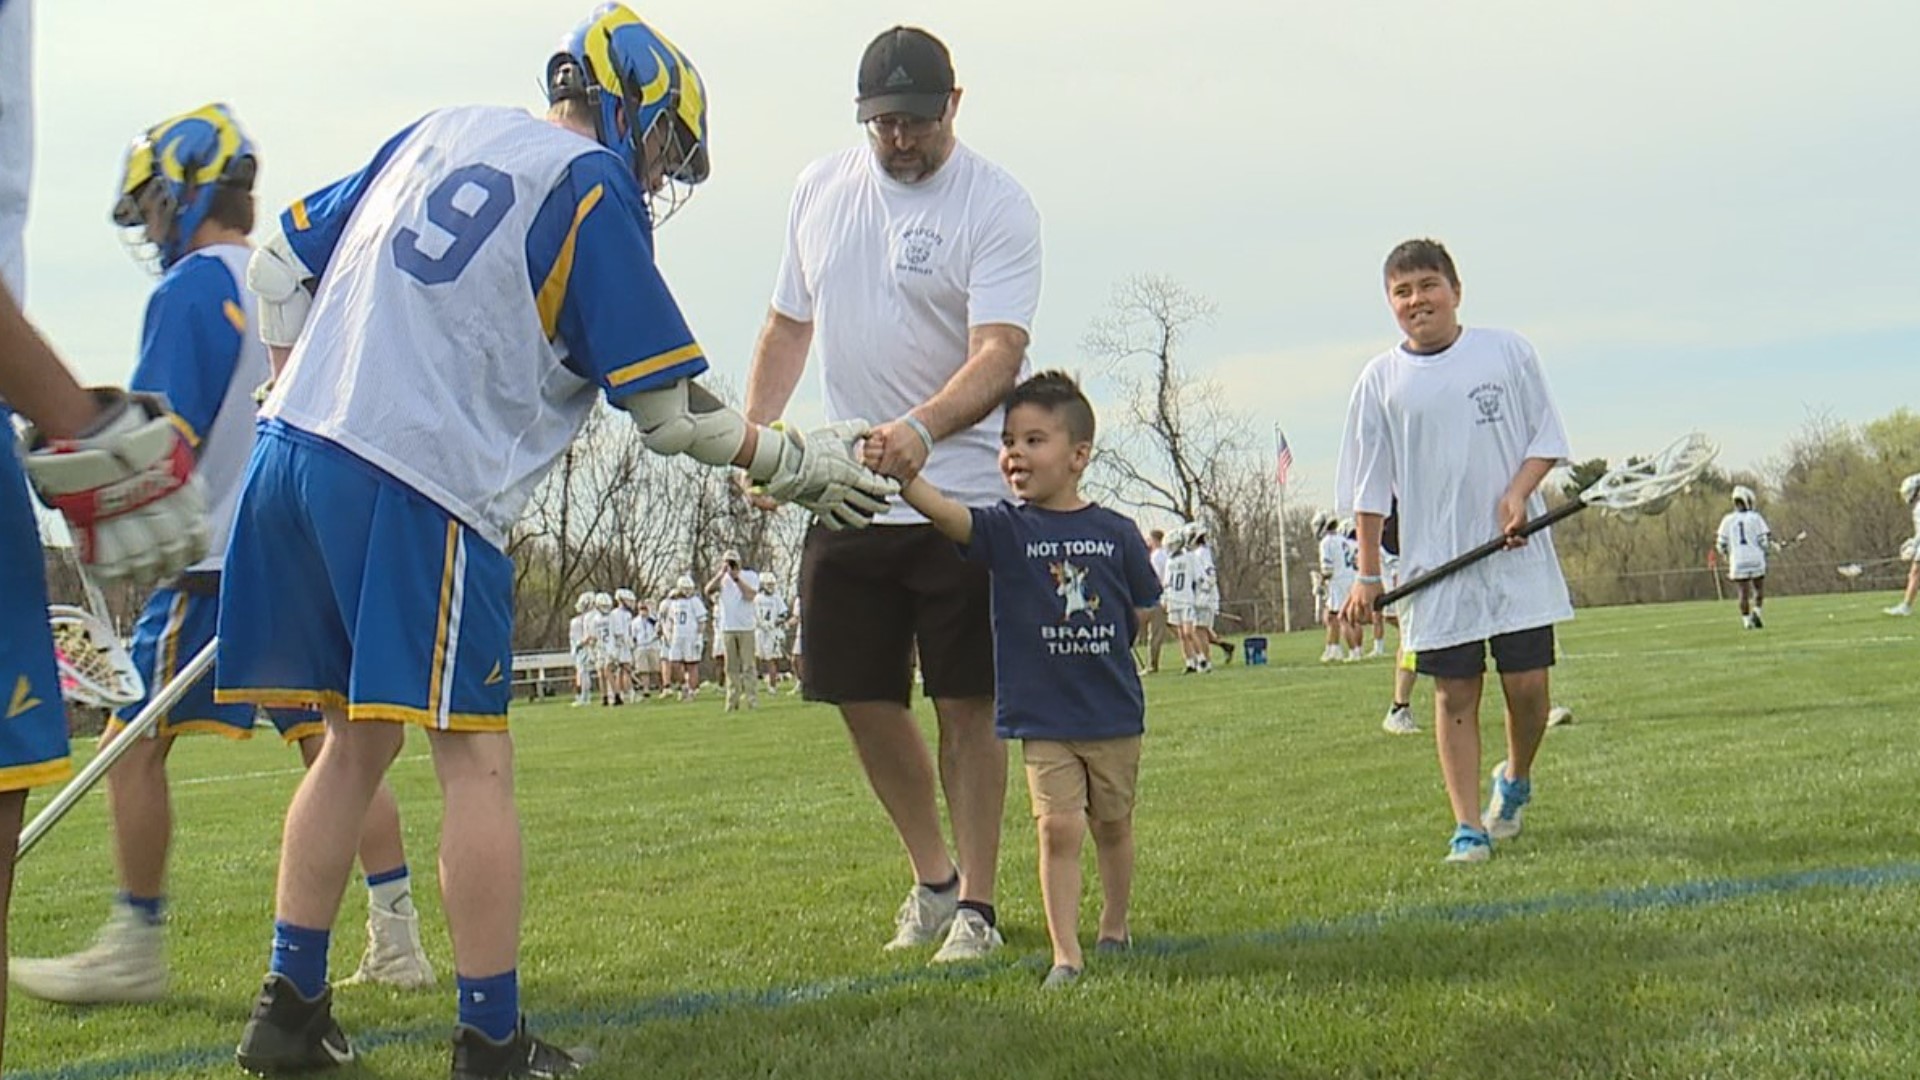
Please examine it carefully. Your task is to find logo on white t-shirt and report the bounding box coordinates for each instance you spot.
[896,225,944,276]
[1468,382,1507,425]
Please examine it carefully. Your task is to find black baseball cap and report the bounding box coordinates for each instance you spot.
[856,27,954,122]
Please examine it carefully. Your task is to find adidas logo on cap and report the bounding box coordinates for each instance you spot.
[886,65,914,88]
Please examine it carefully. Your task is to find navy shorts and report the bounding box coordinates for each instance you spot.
[1413,625,1556,679]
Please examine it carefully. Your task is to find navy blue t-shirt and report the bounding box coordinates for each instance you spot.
[964,501,1164,741]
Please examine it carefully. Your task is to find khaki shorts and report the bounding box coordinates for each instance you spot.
[1022,736,1142,822]
[634,646,660,675]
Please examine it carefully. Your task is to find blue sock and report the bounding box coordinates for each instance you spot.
[119,892,165,926]
[457,969,519,1042]
[365,864,408,888]
[270,921,331,1001]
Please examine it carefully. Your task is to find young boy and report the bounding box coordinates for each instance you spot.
[900,371,1161,988]
[1715,486,1771,629]
[1336,239,1574,864]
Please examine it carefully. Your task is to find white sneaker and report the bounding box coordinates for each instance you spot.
[11,902,167,1004]
[1381,705,1419,736]
[1370,642,1385,658]
[1886,603,1913,617]
[1320,646,1338,663]
[883,884,958,952]
[338,905,434,990]
[1482,760,1531,842]
[930,908,1002,964]
[1343,649,1363,663]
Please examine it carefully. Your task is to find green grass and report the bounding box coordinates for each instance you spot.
[9,590,1919,1079]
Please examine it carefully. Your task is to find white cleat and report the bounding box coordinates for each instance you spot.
[1320,646,1339,664]
[1369,642,1386,658]
[1381,705,1420,736]
[338,904,435,990]
[883,884,958,952]
[931,908,1003,964]
[1885,603,1912,617]
[11,902,167,1004]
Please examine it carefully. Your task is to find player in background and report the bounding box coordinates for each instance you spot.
[587,592,615,706]
[1338,238,1575,865]
[0,3,211,1064]
[664,576,707,701]
[219,6,894,1074]
[12,106,431,1008]
[567,593,594,706]
[1715,485,1771,629]
[1185,522,1234,667]
[629,597,661,699]
[1884,473,1919,617]
[785,592,805,694]
[755,579,789,691]
[1161,527,1197,672]
[609,588,637,704]
[1316,513,1351,662]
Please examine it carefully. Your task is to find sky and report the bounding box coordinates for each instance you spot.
[18,0,1919,520]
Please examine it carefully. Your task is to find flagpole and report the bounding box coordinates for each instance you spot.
[1275,423,1293,635]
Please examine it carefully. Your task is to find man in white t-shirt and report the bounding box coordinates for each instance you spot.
[743,25,1041,963]
[1337,239,1574,866]
[707,550,762,710]
[1887,474,1920,617]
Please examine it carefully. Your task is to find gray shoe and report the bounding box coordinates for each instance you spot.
[931,908,1003,963]
[1042,964,1081,989]
[883,884,958,952]
[1094,936,1132,956]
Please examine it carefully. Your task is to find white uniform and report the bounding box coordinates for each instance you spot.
[1190,545,1220,629]
[1320,534,1356,614]
[1163,550,1195,626]
[754,591,787,660]
[1908,502,1920,562]
[772,143,1042,524]
[607,606,634,665]
[567,613,592,688]
[583,610,611,666]
[1715,509,1771,581]
[1335,327,1575,652]
[664,596,706,663]
[788,596,804,656]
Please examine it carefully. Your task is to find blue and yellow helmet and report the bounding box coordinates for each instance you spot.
[112,103,257,273]
[547,4,709,222]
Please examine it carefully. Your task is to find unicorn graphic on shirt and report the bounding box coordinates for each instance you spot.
[1052,559,1102,621]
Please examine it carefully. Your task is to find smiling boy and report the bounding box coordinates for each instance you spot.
[901,371,1160,987]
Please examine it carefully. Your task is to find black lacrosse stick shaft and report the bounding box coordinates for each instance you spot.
[1373,497,1588,610]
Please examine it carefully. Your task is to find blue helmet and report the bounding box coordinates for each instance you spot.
[547,4,709,223]
[112,103,257,272]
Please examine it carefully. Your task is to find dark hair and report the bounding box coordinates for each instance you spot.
[205,184,255,234]
[1383,238,1459,290]
[1005,369,1095,444]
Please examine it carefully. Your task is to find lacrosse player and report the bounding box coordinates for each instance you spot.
[14,106,433,1008]
[215,7,894,1073]
[610,589,638,703]
[786,594,805,693]
[0,6,211,1064]
[1715,485,1772,629]
[1886,474,1919,617]
[567,593,594,705]
[1316,513,1351,662]
[1186,522,1235,666]
[755,579,789,690]
[1337,239,1575,865]
[663,576,707,700]
[1162,527,1199,671]
[899,371,1160,987]
[630,598,661,697]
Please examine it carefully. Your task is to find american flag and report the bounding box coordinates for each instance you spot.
[1274,426,1294,486]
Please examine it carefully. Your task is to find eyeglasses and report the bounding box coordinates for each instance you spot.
[864,114,942,140]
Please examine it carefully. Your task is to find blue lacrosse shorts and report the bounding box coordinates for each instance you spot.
[214,421,514,732]
[0,412,73,791]
[112,587,323,744]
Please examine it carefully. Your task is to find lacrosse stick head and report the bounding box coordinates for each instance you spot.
[1837,563,1864,579]
[1578,433,1719,520]
[46,606,145,708]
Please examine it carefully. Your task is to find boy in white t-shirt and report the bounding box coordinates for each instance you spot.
[1337,239,1575,864]
[1888,474,1920,617]
[1714,487,1772,629]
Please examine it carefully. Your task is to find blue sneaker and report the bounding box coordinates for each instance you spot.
[1445,824,1491,864]
[1482,760,1531,841]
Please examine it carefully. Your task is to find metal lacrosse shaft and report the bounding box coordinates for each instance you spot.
[1373,497,1588,610]
[16,638,217,862]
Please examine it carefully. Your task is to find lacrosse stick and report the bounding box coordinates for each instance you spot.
[1771,529,1809,552]
[16,639,213,861]
[1375,433,1719,610]
[46,605,144,709]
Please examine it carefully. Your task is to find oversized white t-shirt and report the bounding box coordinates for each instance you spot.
[0,0,30,300]
[1149,545,1169,587]
[1335,326,1575,651]
[1320,534,1355,612]
[771,142,1042,523]
[1715,509,1771,577]
[714,569,761,633]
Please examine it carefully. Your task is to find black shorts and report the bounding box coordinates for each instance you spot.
[798,523,995,706]
[1413,625,1556,679]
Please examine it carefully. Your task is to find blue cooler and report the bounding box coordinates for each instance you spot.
[1243,636,1268,665]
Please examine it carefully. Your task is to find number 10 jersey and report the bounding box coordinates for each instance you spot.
[263,105,708,551]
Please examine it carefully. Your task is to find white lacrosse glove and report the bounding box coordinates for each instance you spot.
[752,419,899,530]
[22,389,210,586]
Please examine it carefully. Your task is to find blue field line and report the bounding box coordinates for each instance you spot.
[18,860,1920,1080]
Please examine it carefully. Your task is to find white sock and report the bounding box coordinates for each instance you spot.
[368,870,415,917]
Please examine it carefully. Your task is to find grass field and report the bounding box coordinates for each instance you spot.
[8,591,1918,1079]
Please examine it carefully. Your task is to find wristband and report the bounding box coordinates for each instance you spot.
[900,414,935,455]
[1357,574,1383,585]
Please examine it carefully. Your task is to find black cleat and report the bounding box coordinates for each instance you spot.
[1220,641,1236,664]
[451,1017,591,1079]
[1750,611,1764,630]
[235,974,354,1075]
